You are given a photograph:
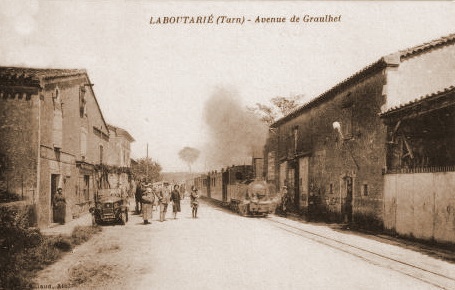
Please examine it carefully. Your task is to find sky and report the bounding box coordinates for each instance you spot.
[0,1,454,172]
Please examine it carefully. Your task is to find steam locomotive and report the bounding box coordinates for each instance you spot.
[193,165,277,216]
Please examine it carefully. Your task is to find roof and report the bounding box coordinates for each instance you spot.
[271,59,388,127]
[107,124,135,142]
[0,66,87,88]
[0,66,110,136]
[271,33,455,128]
[380,85,455,119]
[399,33,455,60]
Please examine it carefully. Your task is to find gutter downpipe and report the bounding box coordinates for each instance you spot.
[36,88,42,227]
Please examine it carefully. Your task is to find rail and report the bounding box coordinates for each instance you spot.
[265,218,455,289]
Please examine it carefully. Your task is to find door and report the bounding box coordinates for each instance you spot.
[51,174,60,223]
[344,176,353,223]
[298,157,309,209]
[279,161,287,189]
[288,167,296,208]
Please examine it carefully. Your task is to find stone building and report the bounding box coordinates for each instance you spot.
[106,124,135,197]
[264,33,455,241]
[0,67,110,228]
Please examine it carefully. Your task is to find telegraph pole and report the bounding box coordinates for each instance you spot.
[146,143,149,182]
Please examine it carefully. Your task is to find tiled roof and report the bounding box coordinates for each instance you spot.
[399,33,455,60]
[0,66,86,87]
[271,59,388,127]
[107,124,135,142]
[380,85,455,117]
[271,33,455,128]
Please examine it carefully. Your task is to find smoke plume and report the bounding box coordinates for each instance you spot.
[203,87,267,169]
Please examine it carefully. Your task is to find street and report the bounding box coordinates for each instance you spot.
[34,198,455,289]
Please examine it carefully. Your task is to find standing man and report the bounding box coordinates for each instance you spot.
[190,186,199,218]
[135,180,143,214]
[158,182,171,222]
[141,185,154,224]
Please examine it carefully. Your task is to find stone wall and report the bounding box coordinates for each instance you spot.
[0,94,39,204]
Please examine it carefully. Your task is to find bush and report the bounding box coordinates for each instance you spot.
[71,225,102,245]
[0,190,21,203]
[352,212,384,232]
[0,223,101,289]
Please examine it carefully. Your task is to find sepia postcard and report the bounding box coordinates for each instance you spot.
[0,1,454,289]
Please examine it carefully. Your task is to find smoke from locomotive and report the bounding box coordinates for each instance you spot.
[203,86,267,169]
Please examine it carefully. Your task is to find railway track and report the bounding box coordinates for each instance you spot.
[264,217,455,289]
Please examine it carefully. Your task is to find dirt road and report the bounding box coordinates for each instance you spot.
[33,198,452,289]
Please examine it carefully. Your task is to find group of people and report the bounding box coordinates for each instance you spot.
[136,182,200,224]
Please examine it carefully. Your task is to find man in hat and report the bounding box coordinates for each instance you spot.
[141,184,155,224]
[135,180,143,214]
[158,182,171,222]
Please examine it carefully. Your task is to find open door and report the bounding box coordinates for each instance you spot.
[344,176,353,223]
[51,174,60,223]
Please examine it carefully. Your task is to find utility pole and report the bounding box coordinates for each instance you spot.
[146,143,149,182]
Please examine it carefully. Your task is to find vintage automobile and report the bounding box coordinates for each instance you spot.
[89,196,128,225]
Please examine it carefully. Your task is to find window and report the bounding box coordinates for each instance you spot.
[329,183,333,194]
[53,88,63,149]
[79,86,87,117]
[293,126,299,154]
[99,145,104,164]
[83,175,90,201]
[362,183,369,196]
[341,93,354,139]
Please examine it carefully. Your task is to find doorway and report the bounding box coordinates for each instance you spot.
[51,174,60,223]
[344,176,353,223]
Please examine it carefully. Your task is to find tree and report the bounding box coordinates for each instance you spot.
[131,157,162,183]
[248,94,304,126]
[178,147,200,173]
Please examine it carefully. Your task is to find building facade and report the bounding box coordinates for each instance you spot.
[106,124,135,197]
[264,34,455,242]
[0,67,110,228]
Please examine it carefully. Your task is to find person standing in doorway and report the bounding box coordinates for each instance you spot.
[170,184,181,219]
[158,182,171,222]
[190,186,199,218]
[53,188,66,225]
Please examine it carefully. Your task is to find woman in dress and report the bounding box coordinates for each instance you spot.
[170,184,181,219]
[53,188,66,224]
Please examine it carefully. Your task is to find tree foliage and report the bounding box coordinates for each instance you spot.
[248,94,304,126]
[131,157,162,183]
[178,147,200,172]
